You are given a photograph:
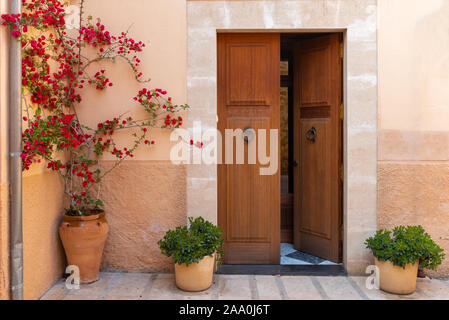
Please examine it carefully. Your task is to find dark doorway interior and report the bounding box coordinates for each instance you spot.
[280,35,294,244]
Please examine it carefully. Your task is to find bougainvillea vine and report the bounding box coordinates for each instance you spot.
[2,0,192,215]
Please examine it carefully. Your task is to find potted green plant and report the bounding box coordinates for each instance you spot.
[365,225,445,294]
[158,217,224,292]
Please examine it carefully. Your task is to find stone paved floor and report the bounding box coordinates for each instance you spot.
[40,272,449,300]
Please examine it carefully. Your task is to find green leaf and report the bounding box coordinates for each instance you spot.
[365,225,445,270]
[158,216,224,267]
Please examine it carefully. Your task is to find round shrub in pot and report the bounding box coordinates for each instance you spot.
[365,225,444,294]
[158,217,224,292]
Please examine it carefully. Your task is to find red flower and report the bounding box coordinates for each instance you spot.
[1,1,189,211]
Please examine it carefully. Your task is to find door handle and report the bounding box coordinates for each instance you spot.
[242,126,255,143]
[291,160,298,167]
[306,127,317,142]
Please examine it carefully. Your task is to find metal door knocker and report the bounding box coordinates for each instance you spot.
[242,126,255,143]
[306,126,317,142]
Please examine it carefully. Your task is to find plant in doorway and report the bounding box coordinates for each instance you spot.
[158,217,224,292]
[365,225,444,294]
[1,0,193,284]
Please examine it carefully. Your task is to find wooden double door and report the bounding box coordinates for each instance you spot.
[218,33,342,264]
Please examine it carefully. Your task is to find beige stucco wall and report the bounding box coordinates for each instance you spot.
[77,0,187,161]
[378,0,449,276]
[76,0,188,274]
[100,161,186,272]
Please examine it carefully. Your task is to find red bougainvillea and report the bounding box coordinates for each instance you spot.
[2,0,189,215]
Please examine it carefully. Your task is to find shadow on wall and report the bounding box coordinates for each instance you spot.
[23,171,66,300]
[100,160,187,272]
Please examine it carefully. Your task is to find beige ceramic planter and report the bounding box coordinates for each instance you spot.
[174,253,216,292]
[375,258,418,295]
[59,211,109,284]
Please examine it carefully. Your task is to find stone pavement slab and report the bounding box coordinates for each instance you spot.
[40,272,449,300]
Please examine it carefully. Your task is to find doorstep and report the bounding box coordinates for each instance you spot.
[217,265,346,276]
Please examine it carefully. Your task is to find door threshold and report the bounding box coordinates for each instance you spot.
[217,264,346,276]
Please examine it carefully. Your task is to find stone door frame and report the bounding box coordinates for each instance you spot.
[186,0,378,274]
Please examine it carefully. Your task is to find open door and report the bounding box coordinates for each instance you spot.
[218,33,280,264]
[293,34,342,263]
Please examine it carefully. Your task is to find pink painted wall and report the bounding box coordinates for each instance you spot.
[378,0,449,276]
[74,0,188,273]
[77,0,187,161]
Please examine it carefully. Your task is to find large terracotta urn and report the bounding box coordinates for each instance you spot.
[174,253,216,292]
[375,258,418,295]
[59,211,109,284]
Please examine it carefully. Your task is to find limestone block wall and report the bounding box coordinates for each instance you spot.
[186,0,378,275]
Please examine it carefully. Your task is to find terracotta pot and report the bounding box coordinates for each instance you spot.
[375,258,418,295]
[59,212,109,284]
[174,253,216,292]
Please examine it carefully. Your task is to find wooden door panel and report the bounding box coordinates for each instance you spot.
[227,44,272,106]
[218,33,280,265]
[299,119,331,239]
[226,118,271,243]
[225,243,270,265]
[300,54,329,104]
[293,34,342,262]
